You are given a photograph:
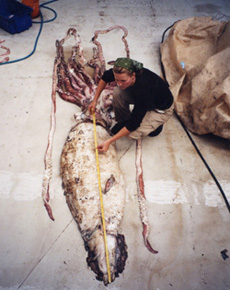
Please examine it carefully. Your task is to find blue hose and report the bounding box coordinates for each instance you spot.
[0,0,58,65]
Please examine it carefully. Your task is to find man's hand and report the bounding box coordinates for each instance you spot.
[97,140,111,153]
[97,126,131,153]
[88,79,107,114]
[88,100,97,114]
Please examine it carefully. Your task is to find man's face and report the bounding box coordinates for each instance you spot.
[114,72,136,90]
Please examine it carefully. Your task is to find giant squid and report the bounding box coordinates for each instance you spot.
[42,26,157,285]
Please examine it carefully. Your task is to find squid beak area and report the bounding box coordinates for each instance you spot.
[86,249,104,282]
[85,234,128,285]
[115,234,128,276]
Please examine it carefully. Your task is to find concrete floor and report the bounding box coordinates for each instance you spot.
[1,0,230,289]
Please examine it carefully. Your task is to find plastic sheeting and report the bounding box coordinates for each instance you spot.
[161,17,230,139]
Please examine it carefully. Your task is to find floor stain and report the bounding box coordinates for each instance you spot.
[194,4,221,14]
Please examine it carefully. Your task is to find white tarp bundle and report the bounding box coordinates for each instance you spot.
[161,17,230,139]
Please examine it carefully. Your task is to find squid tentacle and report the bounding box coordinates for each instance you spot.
[0,39,10,63]
[41,57,60,221]
[92,25,130,73]
[135,139,158,254]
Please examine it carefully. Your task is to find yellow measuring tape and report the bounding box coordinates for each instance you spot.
[92,112,111,283]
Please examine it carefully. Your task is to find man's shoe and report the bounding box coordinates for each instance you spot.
[148,125,163,137]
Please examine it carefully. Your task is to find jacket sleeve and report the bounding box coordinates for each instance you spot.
[155,82,174,110]
[125,102,146,132]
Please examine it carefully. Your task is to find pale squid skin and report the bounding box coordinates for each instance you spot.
[60,122,128,285]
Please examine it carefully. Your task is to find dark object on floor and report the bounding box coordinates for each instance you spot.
[0,0,33,34]
[221,249,229,260]
[148,125,163,137]
[111,121,127,135]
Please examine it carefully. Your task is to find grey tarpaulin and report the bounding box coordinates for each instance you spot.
[160,17,230,139]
